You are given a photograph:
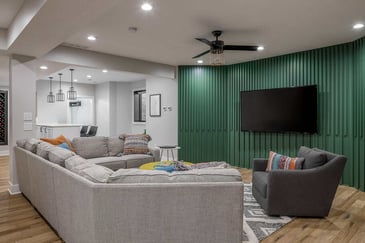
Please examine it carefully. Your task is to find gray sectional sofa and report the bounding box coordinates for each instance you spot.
[71,136,160,170]
[14,138,244,243]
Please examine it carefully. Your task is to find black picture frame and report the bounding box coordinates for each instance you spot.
[149,94,161,117]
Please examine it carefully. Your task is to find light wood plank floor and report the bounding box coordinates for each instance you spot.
[0,156,61,243]
[0,157,364,242]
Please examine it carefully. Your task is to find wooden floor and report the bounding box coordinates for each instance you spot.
[0,158,364,242]
[0,156,61,243]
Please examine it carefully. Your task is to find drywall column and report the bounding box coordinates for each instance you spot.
[95,82,110,136]
[146,77,178,156]
[109,82,117,136]
[0,55,9,156]
[9,57,37,194]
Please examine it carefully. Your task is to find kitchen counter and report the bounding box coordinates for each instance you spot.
[36,124,84,139]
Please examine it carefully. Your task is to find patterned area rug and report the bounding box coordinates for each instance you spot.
[242,184,293,242]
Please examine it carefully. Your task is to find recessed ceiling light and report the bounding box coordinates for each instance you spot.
[74,79,78,82]
[102,69,108,73]
[257,46,265,51]
[40,65,48,70]
[87,35,97,41]
[141,3,153,11]
[353,23,364,29]
[87,75,92,79]
[197,60,203,64]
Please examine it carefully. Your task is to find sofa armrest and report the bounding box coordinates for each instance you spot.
[266,158,346,216]
[149,147,160,161]
[253,158,268,172]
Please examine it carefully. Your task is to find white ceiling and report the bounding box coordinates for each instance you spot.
[0,0,364,67]
[41,66,147,84]
[64,0,365,65]
[0,0,24,29]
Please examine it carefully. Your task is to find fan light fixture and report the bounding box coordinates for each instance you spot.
[67,68,77,100]
[47,77,55,103]
[56,73,65,102]
[193,30,260,66]
[210,49,224,66]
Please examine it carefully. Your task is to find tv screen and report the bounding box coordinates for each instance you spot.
[240,85,317,133]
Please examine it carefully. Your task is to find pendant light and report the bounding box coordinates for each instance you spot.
[67,68,77,100]
[47,77,55,103]
[56,73,65,102]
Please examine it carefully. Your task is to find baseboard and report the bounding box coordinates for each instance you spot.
[0,150,9,156]
[8,181,21,195]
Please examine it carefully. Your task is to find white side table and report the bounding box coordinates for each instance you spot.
[157,145,181,161]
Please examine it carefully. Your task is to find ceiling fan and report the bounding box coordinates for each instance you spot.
[192,30,260,63]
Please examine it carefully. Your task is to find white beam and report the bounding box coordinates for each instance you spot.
[43,46,176,80]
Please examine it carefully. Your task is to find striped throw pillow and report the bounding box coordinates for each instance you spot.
[266,151,304,171]
[122,134,151,155]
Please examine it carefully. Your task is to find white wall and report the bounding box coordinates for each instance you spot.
[146,77,178,151]
[9,57,37,194]
[36,79,95,124]
[97,80,147,137]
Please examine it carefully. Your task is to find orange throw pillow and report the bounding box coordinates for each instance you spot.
[41,135,74,152]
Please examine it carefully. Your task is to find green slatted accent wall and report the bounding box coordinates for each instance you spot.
[178,36,365,191]
[178,66,227,162]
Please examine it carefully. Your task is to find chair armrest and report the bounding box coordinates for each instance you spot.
[267,160,345,216]
[253,159,268,172]
[149,147,160,161]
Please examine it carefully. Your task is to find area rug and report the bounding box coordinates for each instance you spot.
[242,184,293,243]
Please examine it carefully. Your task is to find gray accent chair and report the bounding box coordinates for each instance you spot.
[252,147,347,217]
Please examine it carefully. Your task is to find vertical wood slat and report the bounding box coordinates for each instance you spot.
[178,37,365,191]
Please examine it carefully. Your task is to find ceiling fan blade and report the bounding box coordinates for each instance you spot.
[224,45,259,51]
[192,50,210,59]
[195,38,212,46]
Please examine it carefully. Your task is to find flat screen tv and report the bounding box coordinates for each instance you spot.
[240,85,317,133]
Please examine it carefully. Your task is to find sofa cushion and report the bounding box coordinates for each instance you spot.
[298,146,327,169]
[36,142,55,159]
[87,157,127,171]
[107,168,242,184]
[65,155,93,173]
[24,138,41,153]
[16,139,27,148]
[266,151,304,171]
[120,134,151,155]
[41,135,74,151]
[48,147,74,167]
[66,155,113,183]
[252,171,268,198]
[108,137,124,156]
[72,136,108,159]
[122,154,155,168]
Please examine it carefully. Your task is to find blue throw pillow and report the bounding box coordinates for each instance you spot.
[58,142,71,151]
